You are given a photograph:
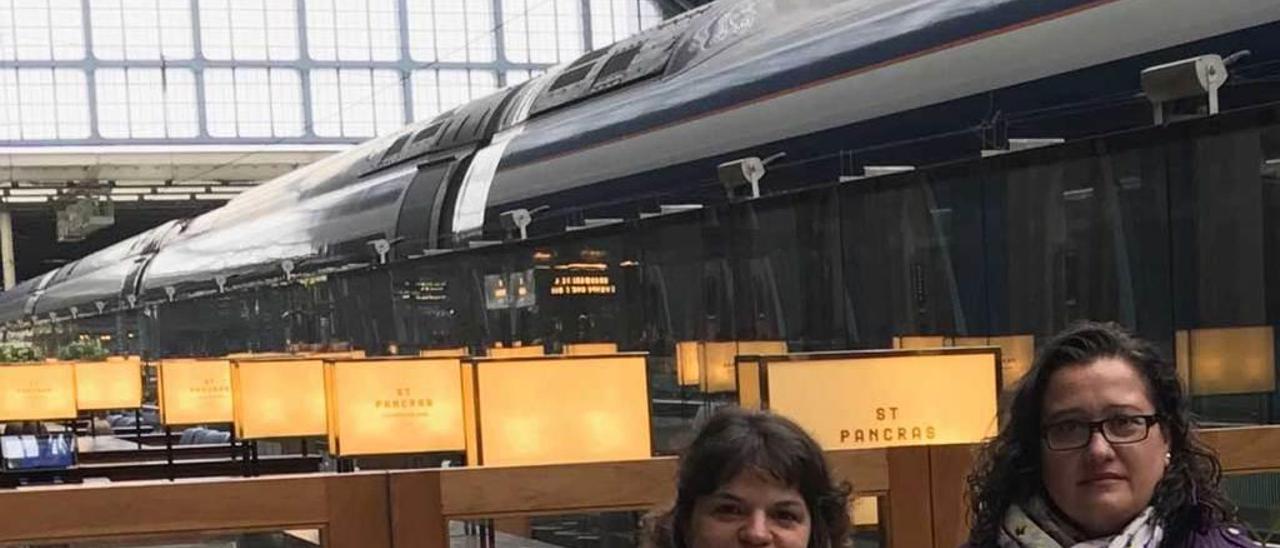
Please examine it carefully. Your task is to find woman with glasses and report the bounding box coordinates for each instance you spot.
[964,322,1251,547]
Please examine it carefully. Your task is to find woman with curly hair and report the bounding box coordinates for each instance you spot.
[647,406,852,548]
[964,321,1252,547]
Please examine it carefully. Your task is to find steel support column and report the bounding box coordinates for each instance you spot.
[0,210,16,289]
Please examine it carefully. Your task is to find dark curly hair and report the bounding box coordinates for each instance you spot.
[646,406,852,548]
[965,321,1235,547]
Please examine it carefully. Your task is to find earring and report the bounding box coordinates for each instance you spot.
[1165,452,1172,465]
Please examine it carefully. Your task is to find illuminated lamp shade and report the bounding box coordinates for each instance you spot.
[738,349,999,450]
[563,342,618,355]
[700,342,738,393]
[74,359,143,411]
[735,340,789,362]
[951,335,1034,389]
[0,363,78,421]
[224,352,292,360]
[232,358,328,439]
[157,359,234,426]
[675,341,702,387]
[460,361,479,465]
[309,350,367,359]
[420,347,469,358]
[852,497,879,527]
[891,336,948,350]
[474,354,651,466]
[488,345,544,358]
[701,341,789,393]
[1176,326,1276,396]
[324,358,466,457]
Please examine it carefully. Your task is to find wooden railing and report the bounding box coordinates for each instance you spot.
[2,427,1279,548]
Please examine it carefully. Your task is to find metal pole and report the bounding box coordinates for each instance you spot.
[134,409,142,450]
[0,210,15,290]
[164,425,174,481]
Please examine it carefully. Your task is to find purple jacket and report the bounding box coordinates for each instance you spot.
[1188,526,1258,547]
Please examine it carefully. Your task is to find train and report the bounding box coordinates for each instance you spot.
[4,0,1280,344]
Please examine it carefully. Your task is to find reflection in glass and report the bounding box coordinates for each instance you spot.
[49,529,321,547]
[1176,327,1276,396]
[1223,473,1280,543]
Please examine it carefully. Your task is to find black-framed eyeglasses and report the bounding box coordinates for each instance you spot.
[1041,415,1161,451]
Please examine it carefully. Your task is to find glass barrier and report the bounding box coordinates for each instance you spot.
[10,529,323,548]
[1223,473,1280,544]
[453,501,887,548]
[1,432,75,471]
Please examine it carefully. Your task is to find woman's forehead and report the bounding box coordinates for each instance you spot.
[1041,357,1156,414]
[715,469,806,501]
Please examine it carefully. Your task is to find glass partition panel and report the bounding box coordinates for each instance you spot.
[389,256,481,354]
[729,189,849,351]
[452,504,887,547]
[982,136,1173,343]
[26,528,322,547]
[472,510,643,547]
[637,209,732,351]
[461,244,537,351]
[1172,115,1280,425]
[531,228,638,353]
[328,269,398,355]
[838,172,973,347]
[1223,473,1280,543]
[880,161,992,355]
[634,210,727,454]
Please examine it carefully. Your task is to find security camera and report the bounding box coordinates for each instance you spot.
[500,207,543,240]
[719,158,766,200]
[1141,54,1229,124]
[718,152,786,201]
[371,240,391,263]
[367,238,402,265]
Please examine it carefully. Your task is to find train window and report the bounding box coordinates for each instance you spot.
[381,132,413,161]
[569,47,611,69]
[528,6,695,118]
[449,114,473,142]
[549,64,594,91]
[412,123,442,143]
[594,46,641,85]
